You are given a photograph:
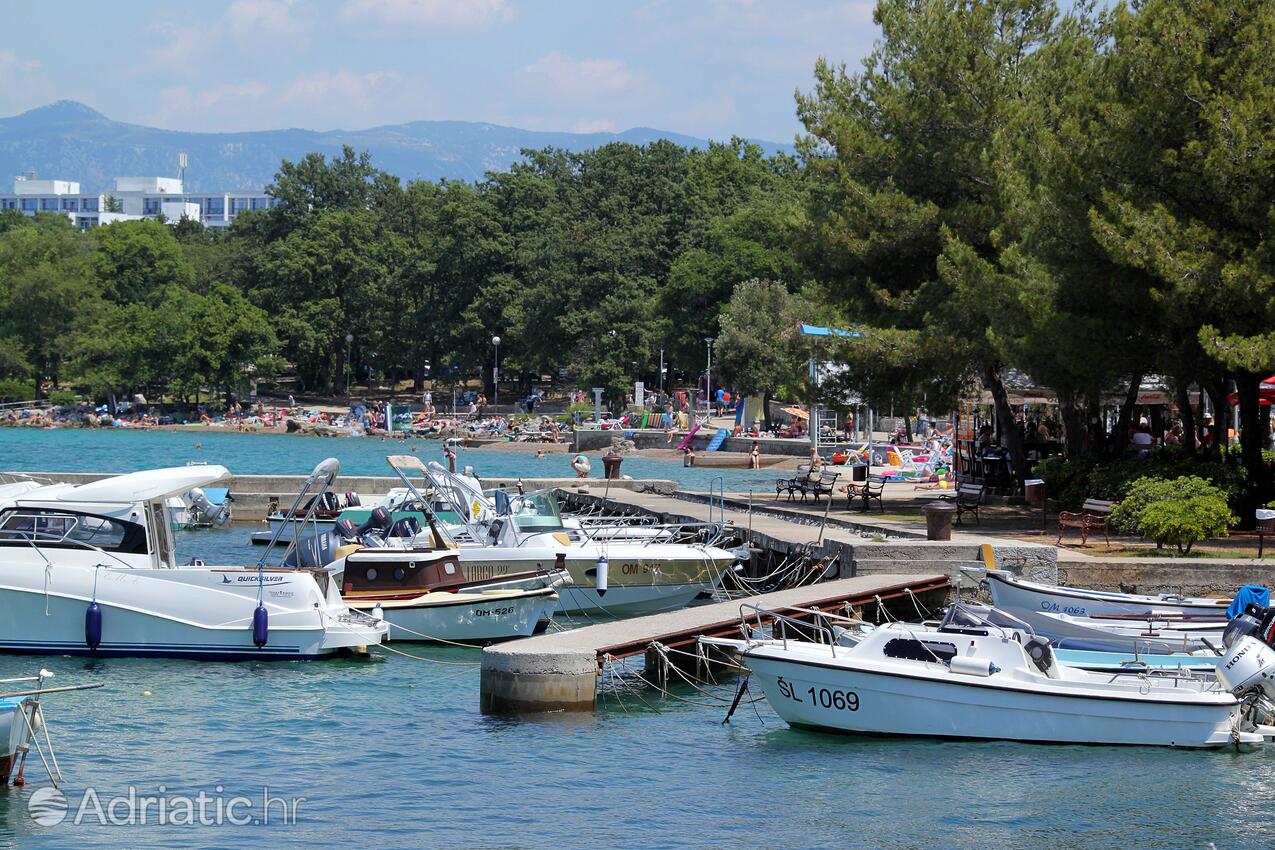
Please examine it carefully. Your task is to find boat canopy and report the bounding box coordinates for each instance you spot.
[52,466,231,504]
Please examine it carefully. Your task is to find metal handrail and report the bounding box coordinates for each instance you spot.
[738,602,866,657]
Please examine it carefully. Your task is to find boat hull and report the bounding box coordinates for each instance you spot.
[349,589,559,643]
[0,697,33,783]
[985,569,1227,619]
[0,565,385,661]
[744,652,1243,748]
[456,548,729,617]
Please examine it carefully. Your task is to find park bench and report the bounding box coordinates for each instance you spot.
[776,465,813,502]
[807,470,840,503]
[1056,498,1117,546]
[941,482,986,525]
[847,474,886,513]
[1259,514,1275,558]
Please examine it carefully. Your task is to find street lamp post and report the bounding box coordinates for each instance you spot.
[659,347,665,397]
[705,337,714,419]
[491,335,501,405]
[344,333,354,405]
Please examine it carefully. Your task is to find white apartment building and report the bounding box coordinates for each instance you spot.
[0,174,276,229]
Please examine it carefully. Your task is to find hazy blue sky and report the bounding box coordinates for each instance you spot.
[0,0,877,141]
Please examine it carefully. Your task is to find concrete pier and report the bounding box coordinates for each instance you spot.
[480,573,949,714]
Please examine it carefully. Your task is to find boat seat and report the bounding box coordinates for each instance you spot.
[883,637,957,663]
[1023,636,1060,678]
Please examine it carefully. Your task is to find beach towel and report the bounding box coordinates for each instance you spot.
[1228,585,1271,619]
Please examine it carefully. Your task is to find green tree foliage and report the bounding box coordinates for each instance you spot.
[90,220,195,303]
[1085,0,1275,504]
[794,0,1060,488]
[714,279,814,425]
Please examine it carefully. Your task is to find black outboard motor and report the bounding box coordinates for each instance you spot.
[345,491,361,507]
[354,506,393,537]
[1223,603,1275,649]
[388,517,421,538]
[335,518,359,541]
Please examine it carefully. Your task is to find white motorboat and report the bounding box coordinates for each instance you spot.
[0,461,386,660]
[705,605,1261,748]
[1031,611,1224,652]
[376,457,737,617]
[982,568,1231,620]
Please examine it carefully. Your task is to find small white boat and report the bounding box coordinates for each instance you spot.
[705,605,1260,748]
[1033,611,1224,652]
[983,568,1231,619]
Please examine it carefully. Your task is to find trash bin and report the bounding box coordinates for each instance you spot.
[851,463,868,483]
[922,501,957,541]
[1023,478,1045,506]
[602,451,623,480]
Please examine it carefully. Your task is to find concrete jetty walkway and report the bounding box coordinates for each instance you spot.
[480,573,948,714]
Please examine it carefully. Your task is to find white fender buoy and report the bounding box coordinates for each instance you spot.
[595,555,608,597]
[371,603,385,622]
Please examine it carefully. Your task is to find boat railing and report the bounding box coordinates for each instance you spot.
[738,602,867,657]
[0,472,55,487]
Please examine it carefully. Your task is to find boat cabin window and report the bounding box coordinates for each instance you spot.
[882,638,958,663]
[0,508,148,554]
[510,491,565,533]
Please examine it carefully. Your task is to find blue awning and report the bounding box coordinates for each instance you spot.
[799,323,861,338]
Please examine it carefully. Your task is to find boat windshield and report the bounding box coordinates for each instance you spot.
[509,491,565,533]
[942,602,1033,634]
[0,507,148,554]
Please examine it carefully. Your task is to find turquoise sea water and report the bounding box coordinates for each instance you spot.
[1,432,1275,847]
[0,427,781,491]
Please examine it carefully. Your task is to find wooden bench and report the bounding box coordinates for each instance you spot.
[939,482,985,525]
[847,474,885,513]
[807,471,840,503]
[1056,498,1117,546]
[775,465,812,501]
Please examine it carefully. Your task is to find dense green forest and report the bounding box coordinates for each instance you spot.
[0,138,802,406]
[1,0,1273,493]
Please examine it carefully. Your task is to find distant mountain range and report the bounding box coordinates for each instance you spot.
[0,101,793,193]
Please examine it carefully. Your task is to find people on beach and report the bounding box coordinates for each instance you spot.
[684,447,695,467]
[750,442,761,469]
[571,454,591,478]
[444,444,457,473]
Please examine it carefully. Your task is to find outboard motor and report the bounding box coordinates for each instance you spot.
[283,531,336,568]
[188,487,232,527]
[1218,636,1275,700]
[388,517,420,538]
[345,491,361,507]
[1223,603,1275,649]
[335,518,359,541]
[354,506,393,537]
